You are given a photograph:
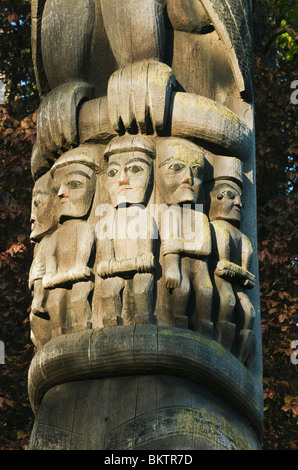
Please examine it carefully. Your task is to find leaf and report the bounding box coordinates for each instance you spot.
[17,431,27,439]
[4,398,15,407]
[7,13,19,24]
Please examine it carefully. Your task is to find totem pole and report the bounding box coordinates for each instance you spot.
[28,0,263,450]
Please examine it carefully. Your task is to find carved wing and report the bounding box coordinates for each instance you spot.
[31,0,50,97]
[200,0,253,100]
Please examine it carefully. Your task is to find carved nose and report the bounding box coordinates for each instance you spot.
[30,215,36,223]
[118,177,129,186]
[181,174,193,185]
[58,185,68,198]
[234,200,243,209]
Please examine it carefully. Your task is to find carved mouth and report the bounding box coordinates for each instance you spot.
[118,187,132,193]
[179,185,194,190]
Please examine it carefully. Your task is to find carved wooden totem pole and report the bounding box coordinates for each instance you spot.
[28,0,263,450]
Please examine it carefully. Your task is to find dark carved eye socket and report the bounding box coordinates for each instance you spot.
[226,190,236,199]
[128,165,143,174]
[33,200,40,207]
[169,162,185,172]
[217,194,224,200]
[67,180,82,189]
[108,168,118,177]
[192,165,203,177]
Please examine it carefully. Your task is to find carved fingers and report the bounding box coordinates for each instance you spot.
[215,260,255,288]
[164,262,182,290]
[107,61,176,134]
[136,252,155,273]
[32,82,93,179]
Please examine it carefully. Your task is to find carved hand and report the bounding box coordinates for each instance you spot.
[136,252,155,273]
[97,260,112,278]
[108,61,176,134]
[215,260,255,288]
[164,261,181,290]
[31,82,92,178]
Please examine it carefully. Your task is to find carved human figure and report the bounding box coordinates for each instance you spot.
[42,146,98,336]
[206,158,256,364]
[29,172,59,348]
[97,135,156,326]
[155,137,213,335]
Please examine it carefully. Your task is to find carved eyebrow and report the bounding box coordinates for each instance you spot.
[33,190,49,196]
[65,170,91,180]
[108,161,121,167]
[214,183,240,193]
[158,157,174,168]
[158,157,203,169]
[126,158,151,166]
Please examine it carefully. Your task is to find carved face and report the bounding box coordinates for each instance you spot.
[30,173,58,241]
[208,181,244,227]
[107,151,153,207]
[52,163,95,219]
[156,139,205,204]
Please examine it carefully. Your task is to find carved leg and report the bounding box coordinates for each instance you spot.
[101,0,166,68]
[103,0,174,135]
[100,277,125,327]
[31,279,48,319]
[169,269,191,329]
[133,273,154,324]
[71,281,93,331]
[30,311,52,351]
[46,288,69,337]
[214,275,236,349]
[235,289,256,365]
[192,261,214,338]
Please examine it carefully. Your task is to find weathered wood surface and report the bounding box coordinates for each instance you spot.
[28,0,262,450]
[29,375,261,450]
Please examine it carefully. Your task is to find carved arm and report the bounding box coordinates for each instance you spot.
[215,260,255,289]
[97,252,155,279]
[42,266,91,289]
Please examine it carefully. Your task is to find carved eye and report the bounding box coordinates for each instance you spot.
[217,194,224,200]
[67,180,82,189]
[108,168,118,177]
[169,162,185,172]
[226,190,236,199]
[192,165,203,177]
[33,199,40,207]
[127,165,143,174]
